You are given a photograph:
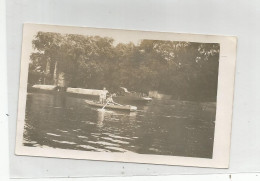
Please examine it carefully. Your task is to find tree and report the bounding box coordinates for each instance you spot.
[29,32,220,102]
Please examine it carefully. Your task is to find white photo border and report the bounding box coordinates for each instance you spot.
[15,23,237,168]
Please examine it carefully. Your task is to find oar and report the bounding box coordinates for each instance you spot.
[101,101,109,110]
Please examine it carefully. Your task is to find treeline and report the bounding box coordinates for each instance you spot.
[29,32,220,101]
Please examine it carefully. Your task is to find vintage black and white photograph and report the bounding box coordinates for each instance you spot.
[16,24,236,168]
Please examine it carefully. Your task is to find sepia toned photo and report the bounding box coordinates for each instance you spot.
[16,24,237,168]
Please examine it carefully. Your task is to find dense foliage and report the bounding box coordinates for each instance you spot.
[29,32,220,101]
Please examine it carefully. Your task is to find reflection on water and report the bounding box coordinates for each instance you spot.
[97,110,105,128]
[23,92,216,158]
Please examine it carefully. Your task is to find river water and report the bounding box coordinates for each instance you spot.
[23,92,216,158]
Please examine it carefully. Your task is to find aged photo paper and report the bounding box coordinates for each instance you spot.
[15,23,237,168]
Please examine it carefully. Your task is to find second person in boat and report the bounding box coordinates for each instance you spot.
[106,93,115,105]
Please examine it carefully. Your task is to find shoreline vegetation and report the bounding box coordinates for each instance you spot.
[28,32,220,102]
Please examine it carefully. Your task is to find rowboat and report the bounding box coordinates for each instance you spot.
[85,100,137,112]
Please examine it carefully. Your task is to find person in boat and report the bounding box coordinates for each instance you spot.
[106,93,114,105]
[99,87,108,104]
